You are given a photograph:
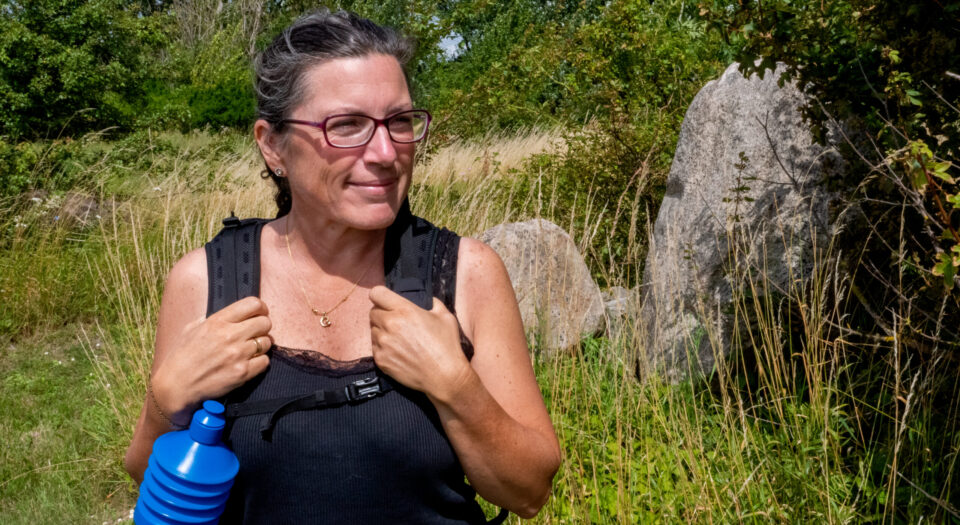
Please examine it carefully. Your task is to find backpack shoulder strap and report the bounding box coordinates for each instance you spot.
[383,199,439,310]
[204,214,269,317]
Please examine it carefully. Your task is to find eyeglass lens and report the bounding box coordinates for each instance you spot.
[325,111,429,147]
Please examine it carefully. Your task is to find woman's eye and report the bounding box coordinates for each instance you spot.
[389,116,414,130]
[328,118,366,135]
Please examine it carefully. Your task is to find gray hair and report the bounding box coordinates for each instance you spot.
[253,10,415,216]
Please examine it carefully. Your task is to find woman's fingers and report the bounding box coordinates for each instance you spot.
[214,296,270,323]
[369,290,469,399]
[369,285,411,310]
[245,354,270,380]
[234,313,273,341]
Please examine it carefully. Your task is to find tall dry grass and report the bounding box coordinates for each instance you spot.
[416,126,565,185]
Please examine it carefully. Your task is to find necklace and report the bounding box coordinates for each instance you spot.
[284,218,376,327]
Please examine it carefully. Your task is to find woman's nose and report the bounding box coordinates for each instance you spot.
[363,123,399,164]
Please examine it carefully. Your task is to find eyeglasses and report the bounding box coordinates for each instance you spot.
[281,109,432,148]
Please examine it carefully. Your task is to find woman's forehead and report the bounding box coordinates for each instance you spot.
[296,54,411,117]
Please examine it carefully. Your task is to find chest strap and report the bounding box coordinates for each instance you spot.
[224,375,395,441]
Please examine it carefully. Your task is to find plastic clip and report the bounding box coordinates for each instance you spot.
[344,376,383,402]
[222,212,241,228]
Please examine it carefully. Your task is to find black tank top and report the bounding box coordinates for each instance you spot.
[217,228,490,524]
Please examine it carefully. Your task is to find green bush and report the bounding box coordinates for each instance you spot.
[0,0,170,140]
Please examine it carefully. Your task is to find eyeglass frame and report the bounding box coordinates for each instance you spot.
[279,109,432,149]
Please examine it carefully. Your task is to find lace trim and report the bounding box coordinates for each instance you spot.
[270,345,376,377]
[434,229,475,360]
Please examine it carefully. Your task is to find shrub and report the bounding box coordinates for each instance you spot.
[0,0,170,140]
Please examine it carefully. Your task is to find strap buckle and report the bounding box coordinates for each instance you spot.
[222,212,241,228]
[344,376,383,402]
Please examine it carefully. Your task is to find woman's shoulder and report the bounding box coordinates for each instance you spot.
[456,236,507,277]
[168,247,207,287]
[454,236,515,340]
[161,247,208,316]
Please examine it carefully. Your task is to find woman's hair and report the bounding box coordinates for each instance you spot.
[254,10,415,217]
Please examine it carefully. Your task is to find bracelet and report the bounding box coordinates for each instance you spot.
[147,378,187,430]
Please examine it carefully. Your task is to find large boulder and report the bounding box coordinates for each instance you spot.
[638,63,842,380]
[480,219,605,354]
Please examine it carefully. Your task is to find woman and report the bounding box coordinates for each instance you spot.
[124,9,561,524]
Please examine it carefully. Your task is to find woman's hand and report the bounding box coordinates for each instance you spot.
[368,286,471,402]
[151,296,273,426]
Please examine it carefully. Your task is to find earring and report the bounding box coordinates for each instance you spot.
[275,168,284,177]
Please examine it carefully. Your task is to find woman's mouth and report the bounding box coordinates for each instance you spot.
[347,178,397,195]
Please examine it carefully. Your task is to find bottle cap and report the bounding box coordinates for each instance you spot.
[189,400,226,445]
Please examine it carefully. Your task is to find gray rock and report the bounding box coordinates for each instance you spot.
[639,63,841,381]
[23,189,49,204]
[602,286,633,318]
[480,219,606,354]
[602,286,641,340]
[58,192,100,227]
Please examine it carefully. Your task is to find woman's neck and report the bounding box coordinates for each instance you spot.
[280,209,386,279]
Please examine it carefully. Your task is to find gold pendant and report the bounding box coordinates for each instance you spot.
[311,308,332,327]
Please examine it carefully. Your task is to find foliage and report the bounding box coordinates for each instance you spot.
[0,327,134,524]
[698,1,960,520]
[0,0,170,140]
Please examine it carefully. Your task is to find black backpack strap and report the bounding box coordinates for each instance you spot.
[224,375,396,442]
[204,213,269,317]
[384,199,439,310]
[203,213,267,411]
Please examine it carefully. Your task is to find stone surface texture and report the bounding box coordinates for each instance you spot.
[602,285,641,341]
[59,192,100,227]
[480,219,606,354]
[639,63,841,380]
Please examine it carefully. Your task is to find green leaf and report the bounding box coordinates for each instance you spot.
[931,162,955,184]
[912,169,928,191]
[932,252,957,290]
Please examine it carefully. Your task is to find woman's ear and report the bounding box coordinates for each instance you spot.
[254,119,284,174]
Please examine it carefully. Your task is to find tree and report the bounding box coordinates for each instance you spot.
[0,0,169,140]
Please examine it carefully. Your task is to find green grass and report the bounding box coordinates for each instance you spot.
[0,326,135,524]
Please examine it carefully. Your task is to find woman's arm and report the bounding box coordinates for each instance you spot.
[369,238,561,518]
[124,248,272,484]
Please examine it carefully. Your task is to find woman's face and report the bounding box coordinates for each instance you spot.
[261,53,416,230]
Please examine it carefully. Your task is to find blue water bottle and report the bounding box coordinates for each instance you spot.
[134,400,239,525]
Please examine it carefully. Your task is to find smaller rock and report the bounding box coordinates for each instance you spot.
[23,189,49,205]
[602,286,641,340]
[480,219,605,355]
[602,286,633,319]
[58,192,100,227]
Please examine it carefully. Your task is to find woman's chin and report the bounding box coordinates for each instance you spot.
[342,201,403,230]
